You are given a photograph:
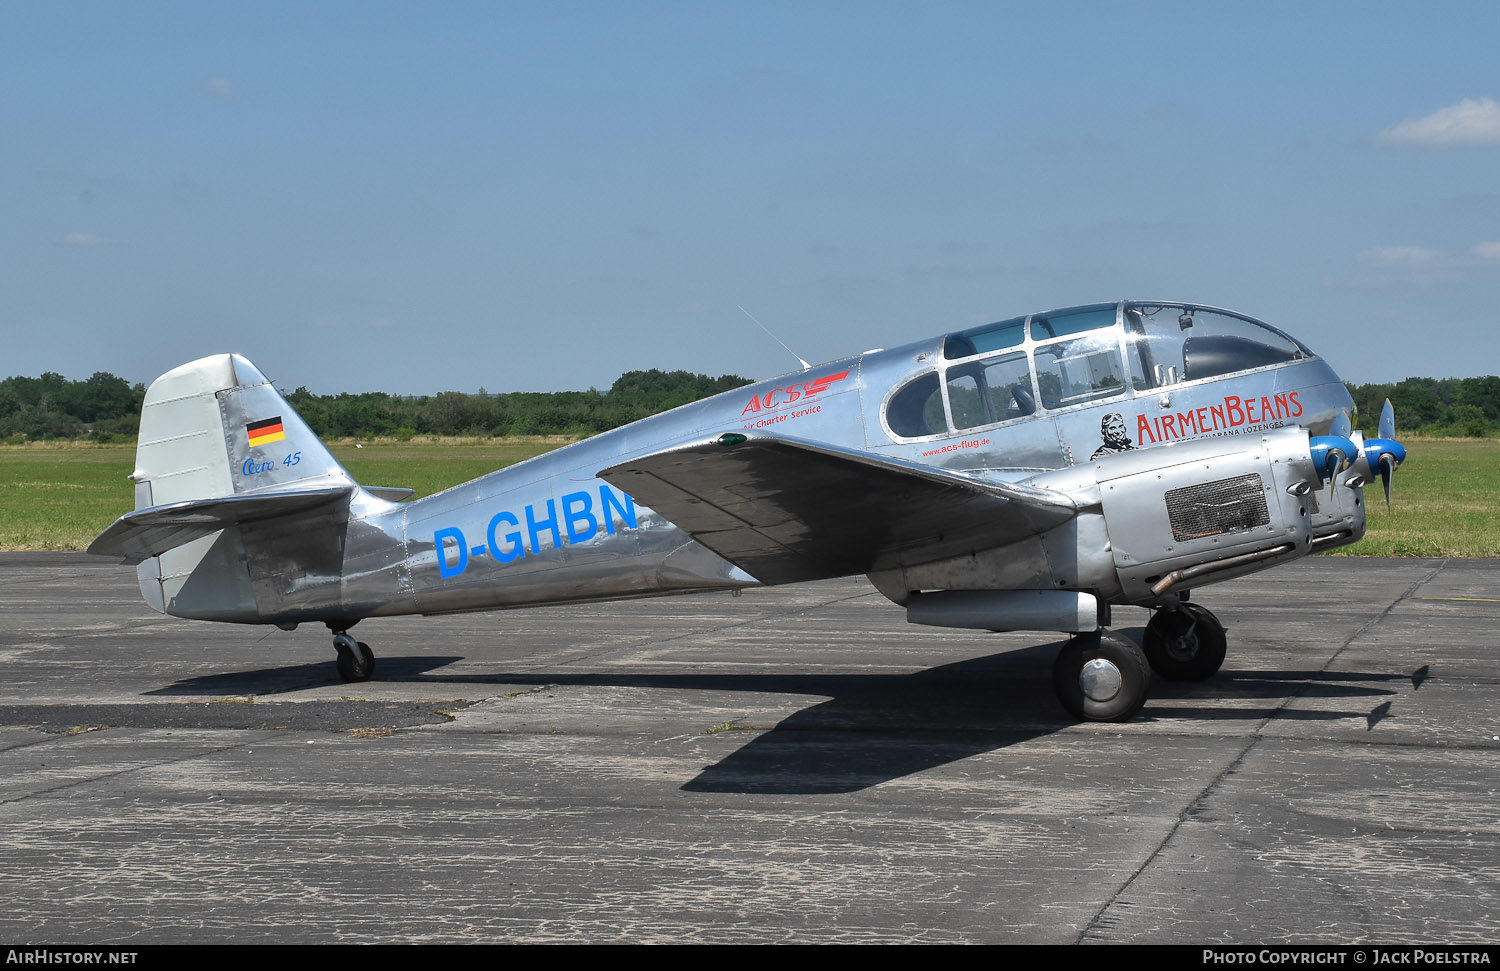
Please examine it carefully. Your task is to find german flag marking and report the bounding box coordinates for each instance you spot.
[246,416,286,447]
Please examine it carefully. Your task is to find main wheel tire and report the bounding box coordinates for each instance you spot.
[335,641,376,683]
[1052,630,1152,722]
[1143,604,1226,682]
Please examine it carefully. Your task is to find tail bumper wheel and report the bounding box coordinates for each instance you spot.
[333,632,375,683]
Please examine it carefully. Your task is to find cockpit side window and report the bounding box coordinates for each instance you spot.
[1035,332,1128,409]
[885,371,945,438]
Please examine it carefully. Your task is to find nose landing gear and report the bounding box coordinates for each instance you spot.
[1142,603,1227,682]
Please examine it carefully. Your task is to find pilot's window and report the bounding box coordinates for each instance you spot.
[1029,305,1117,341]
[943,316,1025,360]
[886,372,945,438]
[1035,333,1127,409]
[1124,304,1309,388]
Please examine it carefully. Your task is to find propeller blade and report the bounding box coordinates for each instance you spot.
[1332,409,1352,440]
[1330,449,1350,498]
[1379,399,1395,440]
[1379,453,1395,508]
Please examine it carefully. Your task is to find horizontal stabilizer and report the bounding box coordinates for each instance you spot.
[600,432,1076,584]
[88,486,353,565]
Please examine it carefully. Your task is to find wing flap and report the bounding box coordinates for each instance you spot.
[601,433,1076,584]
[88,486,353,564]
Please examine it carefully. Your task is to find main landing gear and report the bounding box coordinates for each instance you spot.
[1052,630,1151,722]
[1051,603,1227,721]
[331,629,375,683]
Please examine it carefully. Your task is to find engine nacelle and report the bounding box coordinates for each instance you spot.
[1093,426,1326,603]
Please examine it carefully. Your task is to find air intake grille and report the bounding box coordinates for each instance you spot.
[1164,473,1269,542]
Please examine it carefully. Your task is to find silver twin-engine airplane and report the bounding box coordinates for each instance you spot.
[89,300,1407,721]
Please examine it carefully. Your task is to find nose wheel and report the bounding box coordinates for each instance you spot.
[332,631,375,683]
[1143,603,1226,681]
[1053,630,1151,722]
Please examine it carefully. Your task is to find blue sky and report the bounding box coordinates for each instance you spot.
[3,1,1498,394]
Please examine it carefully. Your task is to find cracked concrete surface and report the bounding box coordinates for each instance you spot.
[0,553,1494,943]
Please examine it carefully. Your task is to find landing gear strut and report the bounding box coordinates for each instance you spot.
[1143,603,1226,681]
[332,630,375,683]
[1052,629,1151,722]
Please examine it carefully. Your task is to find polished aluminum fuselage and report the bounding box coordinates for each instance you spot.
[230,312,1357,630]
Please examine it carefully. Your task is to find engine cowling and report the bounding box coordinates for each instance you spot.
[1093,426,1334,603]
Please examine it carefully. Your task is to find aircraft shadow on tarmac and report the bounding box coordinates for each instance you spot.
[146,638,1418,795]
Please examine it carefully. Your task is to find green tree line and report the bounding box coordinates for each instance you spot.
[1346,377,1500,438]
[7,367,1500,442]
[0,371,146,441]
[0,368,752,442]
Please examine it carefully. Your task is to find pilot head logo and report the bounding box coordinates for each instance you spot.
[1090,412,1135,460]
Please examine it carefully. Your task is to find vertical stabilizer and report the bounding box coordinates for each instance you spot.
[128,354,355,619]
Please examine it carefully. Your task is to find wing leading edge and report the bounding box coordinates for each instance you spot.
[599,432,1077,585]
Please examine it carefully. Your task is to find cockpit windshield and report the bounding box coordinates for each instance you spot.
[1124,303,1311,389]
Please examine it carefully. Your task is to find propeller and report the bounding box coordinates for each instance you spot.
[1361,399,1407,508]
[1309,401,1406,507]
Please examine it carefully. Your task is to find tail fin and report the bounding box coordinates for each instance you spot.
[89,354,357,620]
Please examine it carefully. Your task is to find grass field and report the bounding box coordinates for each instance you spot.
[1,436,1495,555]
[0,437,568,551]
[1332,438,1500,556]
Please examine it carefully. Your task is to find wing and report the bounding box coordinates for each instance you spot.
[88,486,353,564]
[599,432,1076,584]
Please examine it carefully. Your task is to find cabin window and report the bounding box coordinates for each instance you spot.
[944,352,1035,430]
[984,353,1036,422]
[946,371,987,429]
[885,372,945,438]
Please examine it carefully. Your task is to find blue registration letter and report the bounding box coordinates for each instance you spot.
[561,491,599,544]
[526,499,562,554]
[601,486,637,534]
[486,511,525,563]
[434,527,468,578]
